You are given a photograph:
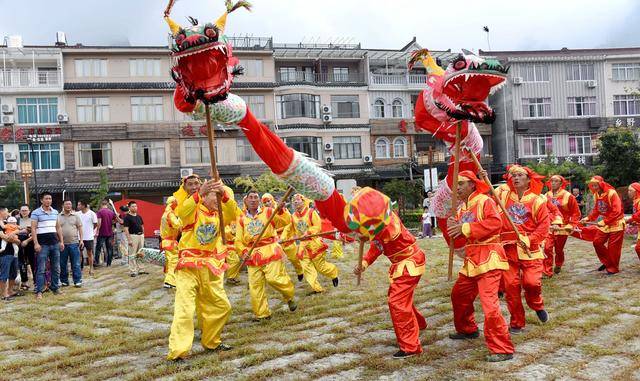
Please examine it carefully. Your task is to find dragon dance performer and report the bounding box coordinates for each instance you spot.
[626,182,640,261]
[224,205,243,285]
[160,197,182,288]
[167,179,237,360]
[498,165,551,334]
[580,176,625,274]
[235,191,297,321]
[446,171,513,362]
[291,193,339,292]
[543,175,581,276]
[262,193,304,281]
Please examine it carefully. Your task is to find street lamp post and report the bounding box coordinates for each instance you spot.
[20,161,33,205]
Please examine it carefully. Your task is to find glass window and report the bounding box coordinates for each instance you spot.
[276,93,319,119]
[133,141,166,165]
[566,63,595,81]
[236,137,260,162]
[393,137,407,158]
[239,95,265,119]
[278,67,297,82]
[375,137,390,158]
[521,135,553,157]
[613,95,640,116]
[77,97,109,123]
[612,63,640,81]
[373,99,385,118]
[567,96,596,117]
[333,136,362,159]
[239,59,264,77]
[521,64,549,82]
[332,67,349,82]
[569,134,594,155]
[79,142,112,167]
[131,96,163,121]
[129,59,161,76]
[522,98,551,118]
[184,140,211,164]
[18,143,62,170]
[284,137,323,161]
[392,99,403,118]
[75,59,107,77]
[331,95,360,118]
[16,98,58,124]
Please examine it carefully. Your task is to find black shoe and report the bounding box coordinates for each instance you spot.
[139,271,149,275]
[332,277,339,287]
[130,273,137,277]
[392,350,419,359]
[498,291,504,299]
[597,264,606,271]
[288,299,298,312]
[509,327,523,335]
[52,289,62,295]
[163,283,174,289]
[486,353,513,362]
[553,266,561,274]
[61,282,69,287]
[297,274,304,282]
[448,331,480,340]
[211,343,232,352]
[536,310,549,323]
[252,316,272,322]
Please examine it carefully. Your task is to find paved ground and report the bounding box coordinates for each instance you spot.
[2,237,640,380]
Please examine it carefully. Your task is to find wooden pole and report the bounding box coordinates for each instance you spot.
[278,230,339,246]
[464,148,531,257]
[205,104,225,244]
[245,187,295,259]
[357,239,365,286]
[447,122,462,281]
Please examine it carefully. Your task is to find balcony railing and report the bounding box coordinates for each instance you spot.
[0,69,61,89]
[226,37,272,50]
[370,73,427,86]
[276,71,365,85]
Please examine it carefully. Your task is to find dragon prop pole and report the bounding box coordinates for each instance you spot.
[447,122,462,281]
[464,148,531,257]
[278,230,339,246]
[245,186,295,259]
[205,104,225,244]
[357,239,365,286]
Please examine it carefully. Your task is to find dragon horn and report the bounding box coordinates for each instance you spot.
[408,49,444,76]
[215,0,252,34]
[165,16,182,36]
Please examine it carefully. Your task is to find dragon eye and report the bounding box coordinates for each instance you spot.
[175,33,186,44]
[452,55,467,71]
[204,26,218,39]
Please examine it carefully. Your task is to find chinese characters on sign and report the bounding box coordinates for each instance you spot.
[615,118,636,127]
[0,127,63,143]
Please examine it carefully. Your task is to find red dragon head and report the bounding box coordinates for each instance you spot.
[165,0,251,113]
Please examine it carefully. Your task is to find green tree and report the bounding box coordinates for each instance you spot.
[381,179,424,217]
[595,127,640,187]
[233,170,287,194]
[90,170,110,209]
[0,180,24,210]
[526,157,599,190]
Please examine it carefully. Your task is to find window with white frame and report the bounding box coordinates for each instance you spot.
[333,136,362,159]
[276,93,319,119]
[375,137,390,158]
[77,97,109,123]
[131,96,163,121]
[567,96,596,117]
[521,64,549,82]
[521,135,553,157]
[613,95,640,116]
[133,141,166,165]
[75,59,107,77]
[522,98,551,118]
[278,67,297,82]
[566,63,594,81]
[393,137,407,158]
[18,143,62,170]
[569,134,594,155]
[79,142,112,167]
[16,98,58,124]
[373,99,385,118]
[332,67,349,82]
[129,59,161,76]
[331,95,360,118]
[239,59,264,77]
[239,95,265,119]
[236,137,260,162]
[392,99,404,118]
[284,136,322,161]
[612,63,640,81]
[184,140,211,164]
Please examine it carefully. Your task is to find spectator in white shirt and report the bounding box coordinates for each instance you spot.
[77,200,98,272]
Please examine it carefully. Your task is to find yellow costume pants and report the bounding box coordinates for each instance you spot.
[225,248,242,280]
[248,260,295,318]
[163,248,179,286]
[301,253,339,293]
[167,267,231,360]
[282,243,304,275]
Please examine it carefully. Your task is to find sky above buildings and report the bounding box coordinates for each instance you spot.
[1,0,638,51]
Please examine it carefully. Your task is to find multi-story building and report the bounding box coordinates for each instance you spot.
[482,47,640,177]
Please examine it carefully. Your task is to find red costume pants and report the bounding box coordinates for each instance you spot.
[451,270,514,354]
[388,271,426,353]
[543,235,568,276]
[593,230,624,274]
[503,246,544,329]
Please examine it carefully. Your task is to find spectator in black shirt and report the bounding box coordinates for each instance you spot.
[124,201,147,277]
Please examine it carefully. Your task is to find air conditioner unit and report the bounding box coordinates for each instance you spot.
[5,162,17,171]
[4,152,16,161]
[57,112,69,123]
[324,156,334,165]
[1,114,14,125]
[586,80,597,88]
[322,114,332,123]
[321,105,331,114]
[180,168,194,178]
[324,142,333,151]
[512,77,523,85]
[363,155,373,163]
[1,104,13,114]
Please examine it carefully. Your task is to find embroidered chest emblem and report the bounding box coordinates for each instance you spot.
[597,200,609,214]
[246,219,264,236]
[551,197,560,207]
[196,223,217,245]
[507,203,529,225]
[296,220,309,234]
[461,211,476,223]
